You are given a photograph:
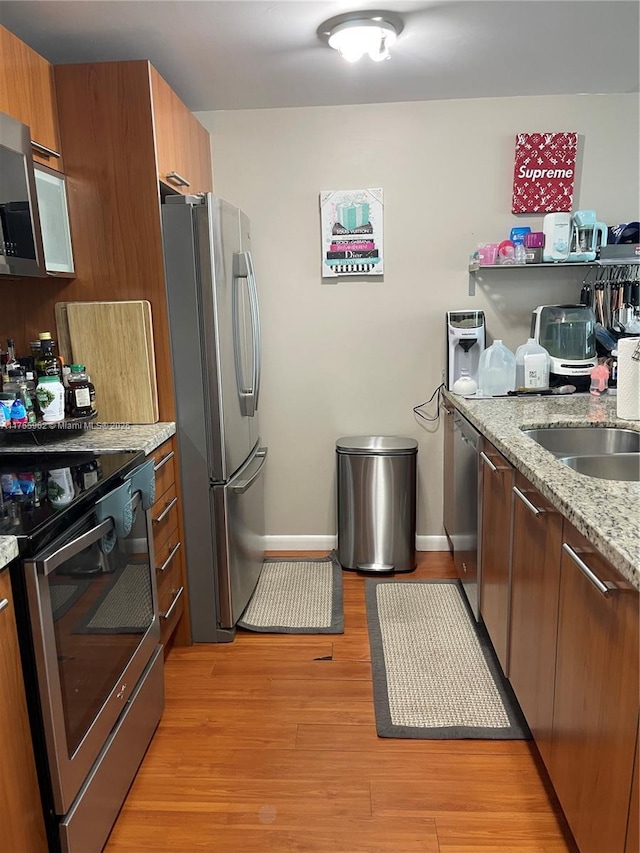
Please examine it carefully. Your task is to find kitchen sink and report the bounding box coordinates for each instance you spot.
[522,427,640,457]
[558,453,640,482]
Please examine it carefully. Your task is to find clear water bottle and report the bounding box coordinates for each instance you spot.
[478,340,516,396]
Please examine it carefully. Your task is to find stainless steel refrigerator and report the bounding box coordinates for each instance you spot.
[162,193,266,642]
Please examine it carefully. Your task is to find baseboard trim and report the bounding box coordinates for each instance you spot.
[265,535,450,552]
[415,535,450,551]
[265,535,337,552]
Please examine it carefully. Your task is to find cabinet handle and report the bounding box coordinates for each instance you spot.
[153,450,175,472]
[153,496,178,524]
[480,451,509,473]
[513,485,546,516]
[562,543,618,597]
[158,542,181,573]
[166,171,191,188]
[162,586,184,620]
[31,140,61,159]
[0,598,8,614]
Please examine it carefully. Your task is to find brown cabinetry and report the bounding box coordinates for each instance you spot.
[627,727,639,853]
[479,439,514,672]
[150,438,190,651]
[508,472,562,766]
[0,24,63,169]
[0,568,48,853]
[150,66,212,195]
[549,523,639,853]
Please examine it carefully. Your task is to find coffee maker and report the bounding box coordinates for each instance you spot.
[446,310,485,390]
[531,304,597,389]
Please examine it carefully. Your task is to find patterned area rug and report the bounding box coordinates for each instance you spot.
[366,579,530,739]
[238,553,344,634]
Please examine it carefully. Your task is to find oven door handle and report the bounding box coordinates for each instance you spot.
[36,517,116,576]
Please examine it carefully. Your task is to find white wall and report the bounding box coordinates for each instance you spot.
[197,94,639,547]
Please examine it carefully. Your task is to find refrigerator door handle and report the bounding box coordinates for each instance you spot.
[235,250,261,416]
[230,447,267,494]
[245,250,262,414]
[232,255,256,416]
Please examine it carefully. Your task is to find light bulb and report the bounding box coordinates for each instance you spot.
[327,19,397,63]
[369,36,391,62]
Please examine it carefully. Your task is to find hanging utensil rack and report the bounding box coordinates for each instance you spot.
[579,262,640,333]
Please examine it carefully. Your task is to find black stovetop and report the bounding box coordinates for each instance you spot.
[0,450,144,544]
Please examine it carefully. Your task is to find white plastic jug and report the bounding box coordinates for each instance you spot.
[478,340,516,396]
[515,338,550,391]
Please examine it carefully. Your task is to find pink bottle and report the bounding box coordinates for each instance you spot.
[589,364,609,396]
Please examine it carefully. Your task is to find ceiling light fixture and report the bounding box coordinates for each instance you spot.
[319,12,403,63]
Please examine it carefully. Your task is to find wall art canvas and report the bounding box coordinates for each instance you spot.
[511,132,578,213]
[320,188,384,277]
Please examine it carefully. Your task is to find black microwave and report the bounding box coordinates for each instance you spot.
[0,110,47,276]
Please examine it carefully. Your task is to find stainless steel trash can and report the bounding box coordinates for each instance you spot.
[336,435,418,573]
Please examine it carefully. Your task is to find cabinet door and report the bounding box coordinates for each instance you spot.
[0,25,63,169]
[0,569,48,853]
[479,439,514,672]
[150,67,212,195]
[626,725,639,853]
[508,472,562,767]
[550,524,639,853]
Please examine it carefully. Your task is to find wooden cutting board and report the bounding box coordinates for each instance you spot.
[65,300,159,423]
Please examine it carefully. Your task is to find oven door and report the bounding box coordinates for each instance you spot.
[24,491,160,815]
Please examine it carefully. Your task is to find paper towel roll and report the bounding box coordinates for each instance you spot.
[616,337,640,421]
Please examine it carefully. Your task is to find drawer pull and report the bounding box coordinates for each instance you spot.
[480,451,509,473]
[166,171,191,188]
[513,485,545,517]
[0,598,8,614]
[153,496,178,524]
[158,542,181,573]
[562,543,618,597]
[153,450,175,472]
[162,586,184,621]
[31,140,61,159]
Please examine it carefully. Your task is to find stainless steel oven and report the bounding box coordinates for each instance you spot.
[3,450,164,853]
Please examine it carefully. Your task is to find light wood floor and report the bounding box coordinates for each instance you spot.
[105,553,577,852]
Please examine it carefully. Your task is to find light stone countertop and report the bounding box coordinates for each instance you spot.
[0,536,19,572]
[0,423,176,571]
[443,391,640,590]
[0,422,176,457]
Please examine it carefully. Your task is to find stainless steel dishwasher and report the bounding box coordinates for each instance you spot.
[451,411,481,618]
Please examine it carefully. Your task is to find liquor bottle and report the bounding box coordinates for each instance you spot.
[35,332,62,379]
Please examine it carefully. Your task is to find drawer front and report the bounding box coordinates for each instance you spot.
[158,548,185,648]
[155,534,182,578]
[151,444,176,501]
[151,484,179,552]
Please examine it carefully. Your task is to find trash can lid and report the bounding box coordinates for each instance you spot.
[336,435,418,455]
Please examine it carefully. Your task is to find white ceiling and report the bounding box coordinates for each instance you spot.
[1,1,638,111]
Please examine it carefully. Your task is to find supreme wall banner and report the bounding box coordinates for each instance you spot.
[511,132,578,214]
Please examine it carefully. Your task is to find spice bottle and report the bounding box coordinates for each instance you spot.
[66,364,94,418]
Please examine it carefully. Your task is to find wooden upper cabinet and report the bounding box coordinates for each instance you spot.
[550,522,639,853]
[0,25,63,169]
[150,66,212,195]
